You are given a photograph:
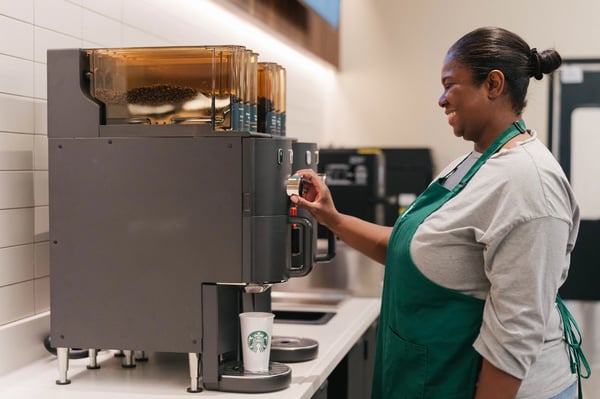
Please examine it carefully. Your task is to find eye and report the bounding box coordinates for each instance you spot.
[442,81,453,91]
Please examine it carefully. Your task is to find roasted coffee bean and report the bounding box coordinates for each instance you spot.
[95,89,127,105]
[126,84,197,105]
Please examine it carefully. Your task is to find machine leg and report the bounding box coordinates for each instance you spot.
[87,349,100,369]
[187,352,202,393]
[56,347,71,385]
[135,350,148,362]
[122,350,136,368]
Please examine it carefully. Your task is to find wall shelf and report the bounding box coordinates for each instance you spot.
[221,0,340,68]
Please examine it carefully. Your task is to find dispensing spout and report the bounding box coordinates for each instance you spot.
[244,284,273,294]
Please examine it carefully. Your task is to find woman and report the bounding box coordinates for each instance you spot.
[291,27,589,399]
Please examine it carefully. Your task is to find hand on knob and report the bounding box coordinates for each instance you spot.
[290,169,340,229]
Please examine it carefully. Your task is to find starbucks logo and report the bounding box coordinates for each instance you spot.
[247,330,269,353]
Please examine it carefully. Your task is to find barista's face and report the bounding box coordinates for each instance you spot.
[438,56,491,144]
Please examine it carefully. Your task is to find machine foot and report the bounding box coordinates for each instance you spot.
[56,347,71,385]
[187,353,202,393]
[87,348,101,369]
[121,350,136,368]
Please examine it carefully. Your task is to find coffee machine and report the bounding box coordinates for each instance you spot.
[47,48,327,393]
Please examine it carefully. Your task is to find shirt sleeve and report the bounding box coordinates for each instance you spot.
[472,216,571,379]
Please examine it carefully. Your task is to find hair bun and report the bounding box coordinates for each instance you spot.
[529,48,543,80]
[529,48,562,80]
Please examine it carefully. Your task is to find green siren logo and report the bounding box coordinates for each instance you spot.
[247,330,269,353]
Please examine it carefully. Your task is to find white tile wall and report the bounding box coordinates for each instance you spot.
[0,133,34,172]
[33,134,46,170]
[33,276,49,312]
[33,241,48,277]
[0,0,34,23]
[0,244,34,286]
[33,98,47,134]
[82,9,122,46]
[0,94,35,134]
[81,0,122,21]
[0,15,34,59]
[33,0,83,39]
[0,171,34,208]
[0,0,333,336]
[33,171,48,206]
[0,55,34,96]
[0,208,34,248]
[0,280,34,325]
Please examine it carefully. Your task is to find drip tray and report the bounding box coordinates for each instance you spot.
[219,361,291,393]
[272,310,336,325]
[271,336,318,363]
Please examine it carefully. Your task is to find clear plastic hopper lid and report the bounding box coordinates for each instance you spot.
[87,46,247,128]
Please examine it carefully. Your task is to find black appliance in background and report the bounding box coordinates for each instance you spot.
[548,59,600,300]
[381,148,434,226]
[317,148,433,236]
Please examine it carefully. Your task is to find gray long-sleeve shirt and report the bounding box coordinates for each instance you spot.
[410,131,579,398]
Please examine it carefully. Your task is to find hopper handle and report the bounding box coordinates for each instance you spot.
[289,216,313,277]
[315,227,336,262]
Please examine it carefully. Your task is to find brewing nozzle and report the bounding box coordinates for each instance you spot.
[244,284,272,294]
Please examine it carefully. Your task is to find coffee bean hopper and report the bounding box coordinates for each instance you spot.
[47,46,333,393]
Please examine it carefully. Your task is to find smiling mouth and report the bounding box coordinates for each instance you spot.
[446,111,456,124]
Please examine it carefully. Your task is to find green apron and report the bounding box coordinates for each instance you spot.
[372,121,523,398]
[372,121,590,398]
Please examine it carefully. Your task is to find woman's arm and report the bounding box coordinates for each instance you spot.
[319,212,391,265]
[474,358,522,399]
[290,169,391,264]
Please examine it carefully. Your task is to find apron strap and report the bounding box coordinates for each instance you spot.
[451,120,526,194]
[556,296,591,399]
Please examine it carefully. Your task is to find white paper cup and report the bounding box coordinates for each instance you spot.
[239,312,274,372]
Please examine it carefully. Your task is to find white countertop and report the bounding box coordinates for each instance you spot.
[0,296,380,399]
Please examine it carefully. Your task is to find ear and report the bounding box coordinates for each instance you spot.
[486,69,505,99]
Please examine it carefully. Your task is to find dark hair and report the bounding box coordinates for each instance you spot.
[447,27,562,114]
